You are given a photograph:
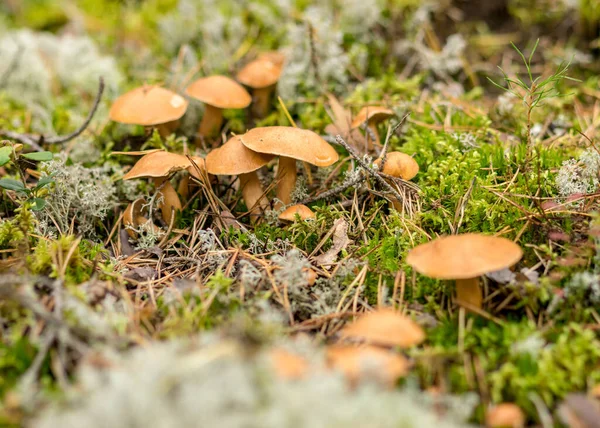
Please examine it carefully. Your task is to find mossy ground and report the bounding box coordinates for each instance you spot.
[1,0,600,426]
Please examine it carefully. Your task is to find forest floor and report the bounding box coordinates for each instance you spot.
[1,1,600,427]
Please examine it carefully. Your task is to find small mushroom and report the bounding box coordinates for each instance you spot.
[305,268,318,286]
[122,151,190,226]
[406,233,523,310]
[326,345,409,387]
[278,204,315,222]
[236,54,284,118]
[485,403,525,428]
[123,198,145,239]
[109,85,188,137]
[374,152,419,212]
[185,75,252,142]
[268,348,309,380]
[205,135,274,221]
[350,106,395,148]
[339,309,425,348]
[374,152,419,180]
[239,126,339,208]
[123,198,161,239]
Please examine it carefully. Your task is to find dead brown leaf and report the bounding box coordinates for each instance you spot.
[313,218,350,267]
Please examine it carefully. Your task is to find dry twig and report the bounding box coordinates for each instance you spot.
[0,77,105,151]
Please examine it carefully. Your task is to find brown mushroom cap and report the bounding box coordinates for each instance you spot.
[279,204,316,221]
[406,233,523,280]
[351,106,395,129]
[374,152,419,180]
[205,135,274,176]
[237,58,283,89]
[486,403,525,428]
[109,85,188,126]
[339,309,425,348]
[185,75,252,109]
[187,156,207,180]
[239,126,339,167]
[258,51,285,67]
[269,348,309,380]
[122,151,191,180]
[326,345,409,385]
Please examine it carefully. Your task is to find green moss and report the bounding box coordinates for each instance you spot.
[29,235,104,285]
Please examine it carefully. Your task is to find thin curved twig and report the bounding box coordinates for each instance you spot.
[0,77,105,151]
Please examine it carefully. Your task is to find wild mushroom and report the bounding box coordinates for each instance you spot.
[239,126,339,208]
[278,204,315,222]
[205,135,273,221]
[123,197,161,239]
[374,152,419,212]
[268,348,309,380]
[185,75,251,141]
[406,233,523,310]
[122,151,190,226]
[339,309,425,348]
[326,345,409,387]
[374,152,419,180]
[109,85,188,137]
[236,55,284,118]
[350,106,395,148]
[485,403,525,428]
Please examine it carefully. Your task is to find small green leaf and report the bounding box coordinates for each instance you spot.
[36,176,54,189]
[30,198,46,211]
[0,146,13,167]
[0,178,25,192]
[22,151,53,162]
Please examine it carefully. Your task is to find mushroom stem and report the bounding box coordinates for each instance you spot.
[152,177,182,225]
[123,198,161,239]
[455,277,483,310]
[366,122,381,148]
[239,171,269,221]
[177,174,190,202]
[275,156,297,208]
[251,86,274,118]
[198,104,223,140]
[154,120,180,138]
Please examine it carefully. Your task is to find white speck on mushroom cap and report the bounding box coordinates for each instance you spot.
[170,95,185,108]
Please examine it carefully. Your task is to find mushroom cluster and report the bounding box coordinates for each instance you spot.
[110,52,286,145]
[110,55,418,242]
[329,309,425,386]
[266,308,425,388]
[118,125,339,230]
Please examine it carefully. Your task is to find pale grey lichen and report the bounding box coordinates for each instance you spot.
[35,32,122,97]
[336,0,383,40]
[34,336,474,428]
[496,92,518,118]
[0,30,121,111]
[36,156,117,238]
[278,6,349,99]
[556,149,600,201]
[159,0,247,73]
[452,132,479,149]
[68,137,102,165]
[291,175,309,203]
[130,220,164,250]
[511,334,546,358]
[272,249,311,290]
[564,271,600,304]
[396,34,466,78]
[238,259,264,289]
